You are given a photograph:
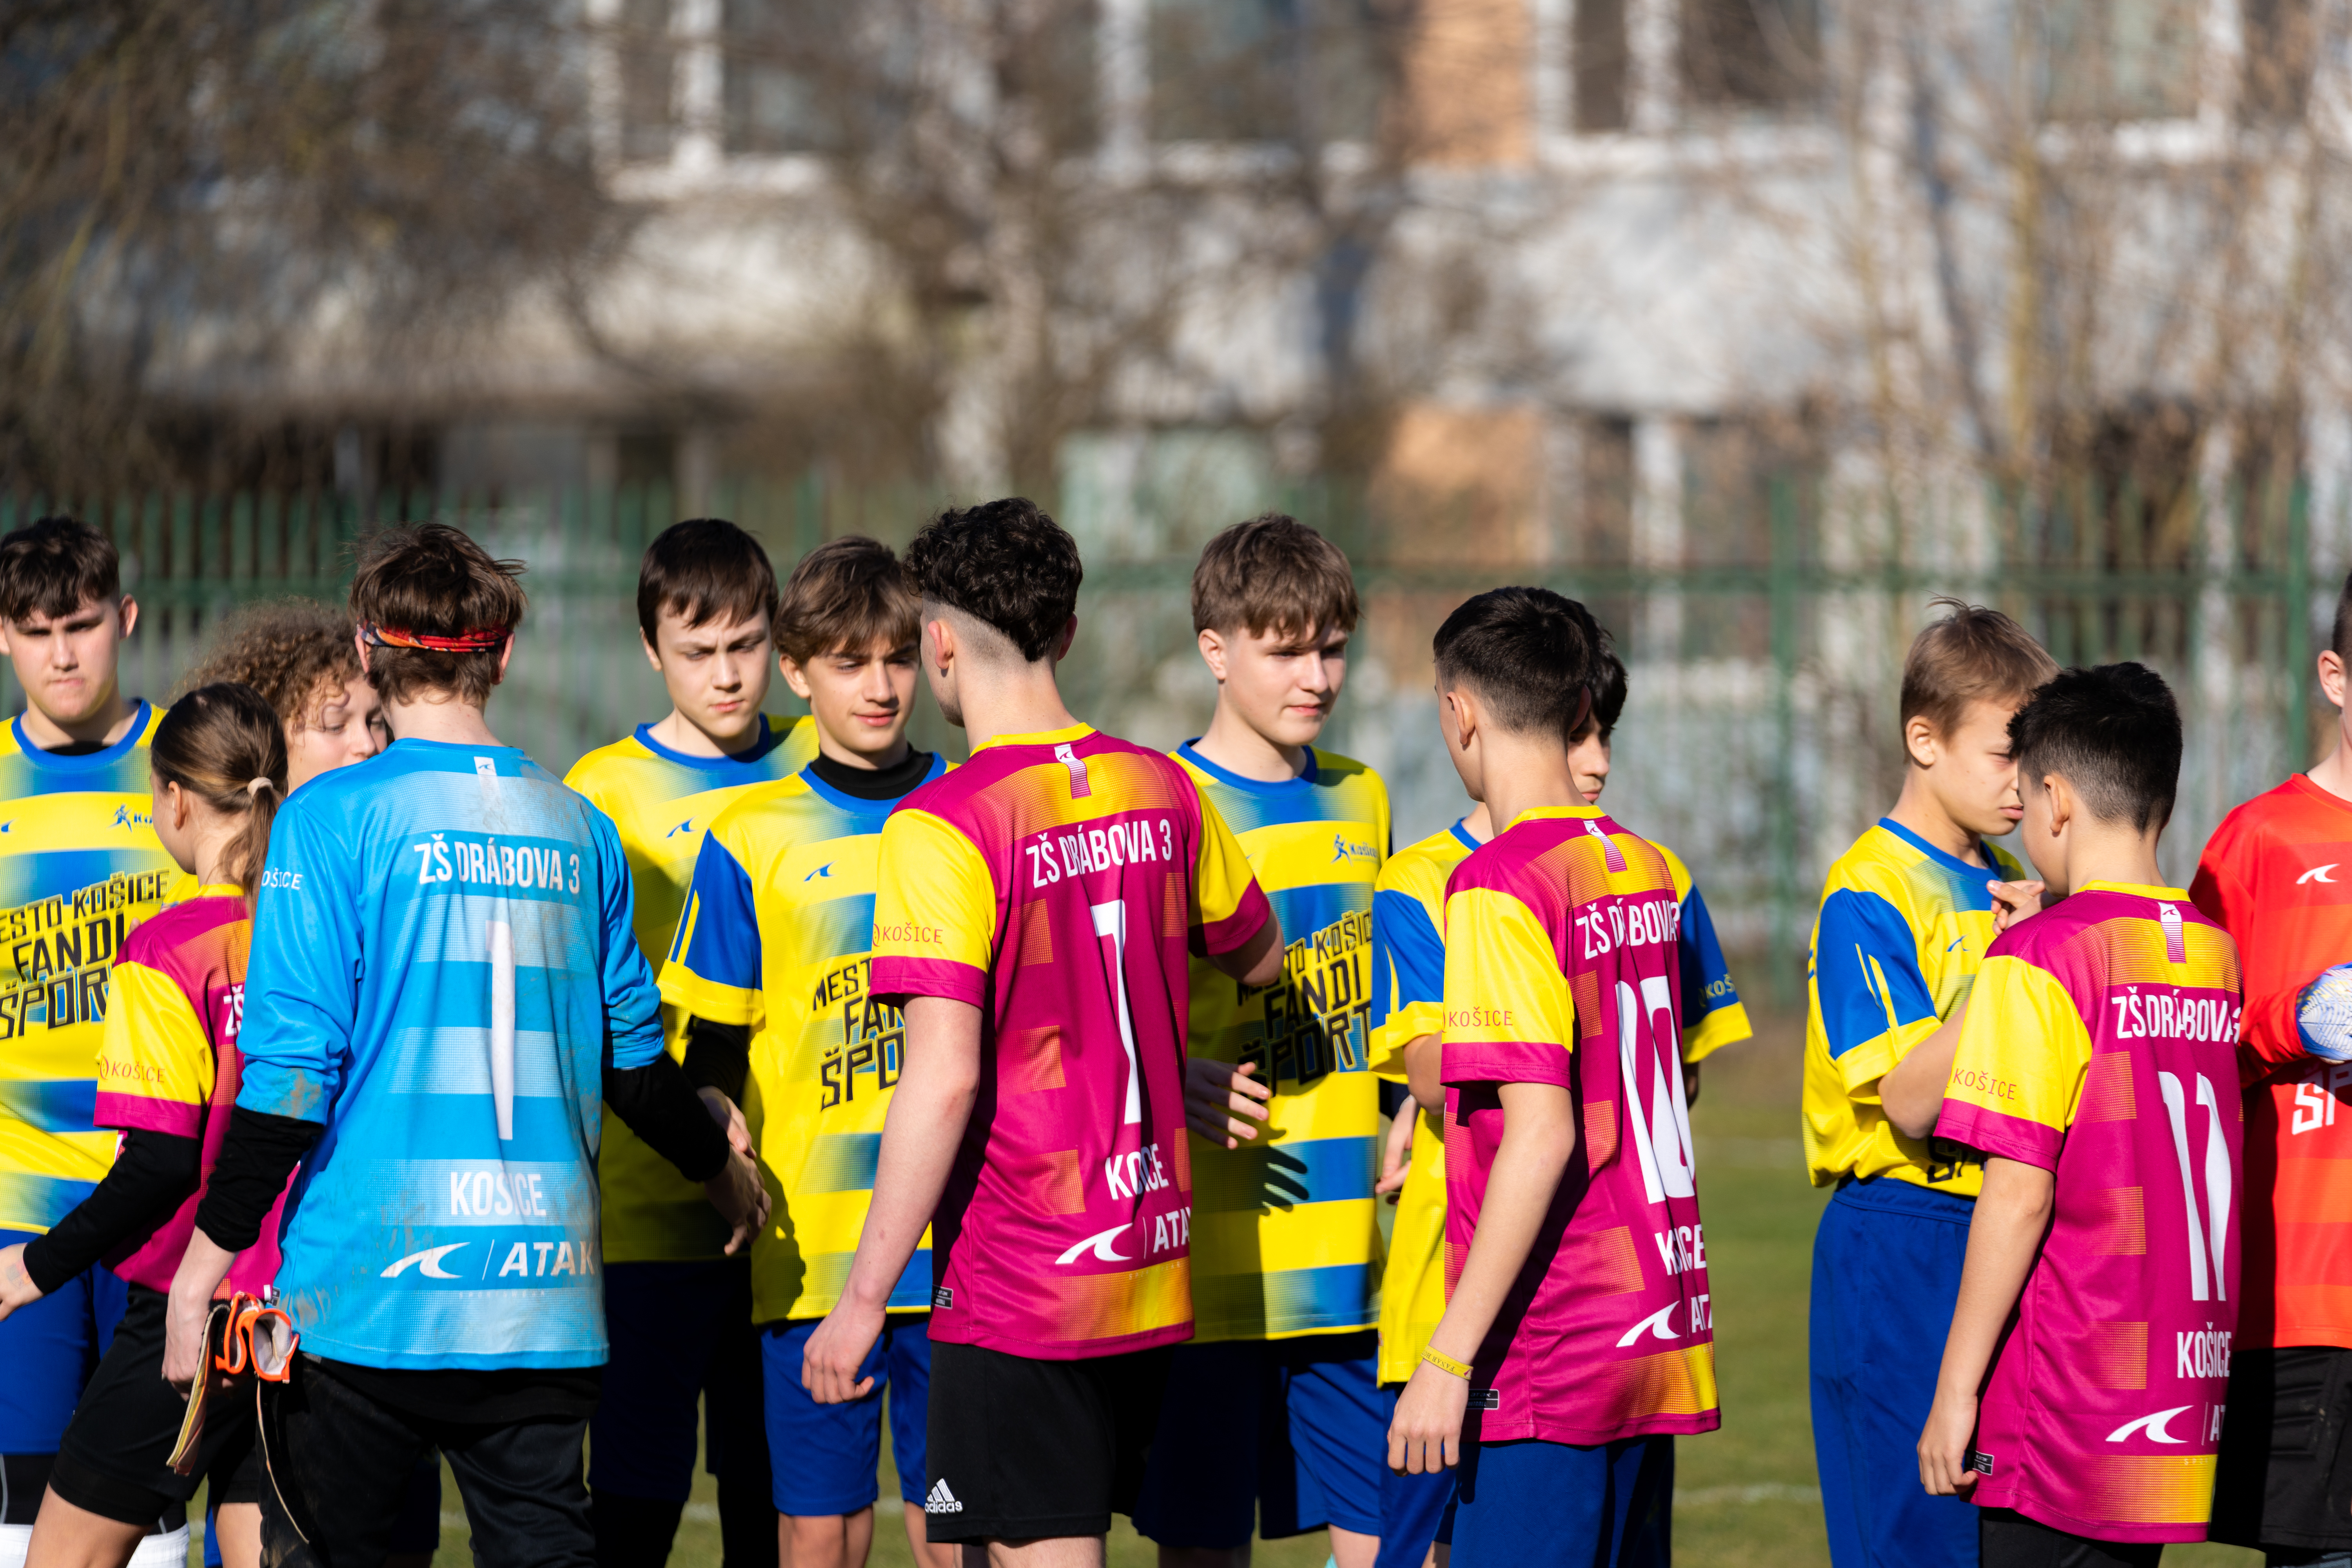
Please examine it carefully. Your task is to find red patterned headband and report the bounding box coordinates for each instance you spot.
[361,622,510,653]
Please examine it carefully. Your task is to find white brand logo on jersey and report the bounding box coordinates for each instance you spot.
[2106,1406,2193,1445]
[2301,864,2341,885]
[1055,1223,1132,1265]
[381,1243,468,1279]
[925,1480,964,1515]
[1616,1303,1681,1347]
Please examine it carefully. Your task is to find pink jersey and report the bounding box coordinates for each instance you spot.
[869,724,1269,1359]
[1936,883,2245,1543]
[1439,806,1719,1445]
[92,890,289,1295]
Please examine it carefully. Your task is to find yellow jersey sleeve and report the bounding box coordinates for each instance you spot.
[93,961,215,1138]
[869,808,996,1006]
[1936,953,2091,1171]
[1440,885,1573,1087]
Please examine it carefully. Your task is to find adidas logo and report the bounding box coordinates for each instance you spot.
[924,1479,964,1515]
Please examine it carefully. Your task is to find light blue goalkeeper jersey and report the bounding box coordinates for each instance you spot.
[236,738,665,1370]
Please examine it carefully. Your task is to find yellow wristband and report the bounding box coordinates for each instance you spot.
[1420,1347,1472,1381]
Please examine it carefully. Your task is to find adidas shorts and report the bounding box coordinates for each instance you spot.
[919,1340,1171,1543]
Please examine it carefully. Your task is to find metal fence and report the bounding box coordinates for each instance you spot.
[3,477,2336,1005]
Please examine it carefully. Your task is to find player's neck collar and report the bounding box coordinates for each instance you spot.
[633,713,781,770]
[1875,816,1990,877]
[2075,878,2188,900]
[1176,739,1318,791]
[975,722,1093,753]
[12,698,151,768]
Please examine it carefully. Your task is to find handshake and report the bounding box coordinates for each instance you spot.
[697,1087,771,1256]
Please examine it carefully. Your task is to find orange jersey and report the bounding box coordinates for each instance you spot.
[2190,773,2352,1349]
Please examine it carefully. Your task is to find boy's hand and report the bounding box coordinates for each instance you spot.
[1186,1058,1272,1147]
[698,1087,753,1157]
[802,1298,884,1405]
[1387,1359,1469,1474]
[0,1245,41,1321]
[1987,879,2046,933]
[1376,1100,1416,1199]
[1916,1388,1981,1497]
[704,1147,769,1256]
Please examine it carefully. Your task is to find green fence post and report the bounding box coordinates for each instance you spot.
[1769,475,1800,1008]
[2287,481,2312,772]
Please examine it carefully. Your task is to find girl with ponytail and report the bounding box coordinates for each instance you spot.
[0,684,291,1568]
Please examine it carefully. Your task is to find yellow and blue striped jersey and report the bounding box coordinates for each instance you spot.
[0,702,181,1235]
[564,714,817,1263]
[1368,820,1750,1383]
[659,759,947,1323]
[1802,817,2026,1195]
[1173,742,1391,1343]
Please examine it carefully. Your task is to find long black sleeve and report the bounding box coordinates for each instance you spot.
[22,1129,202,1293]
[681,1017,751,1104]
[604,1051,729,1183]
[191,1107,323,1254]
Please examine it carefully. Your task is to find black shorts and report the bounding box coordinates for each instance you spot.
[921,1340,1172,1543]
[2213,1345,2352,1552]
[51,1285,261,1527]
[1980,1508,2161,1568]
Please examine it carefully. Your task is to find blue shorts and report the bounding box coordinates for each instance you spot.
[1376,1385,1455,1568]
[1132,1330,1385,1548]
[587,1259,768,1503]
[1444,1435,1673,1567]
[0,1228,128,1454]
[759,1317,931,1517]
[1811,1177,1980,1568]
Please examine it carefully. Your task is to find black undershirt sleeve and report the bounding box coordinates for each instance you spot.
[604,1051,729,1184]
[192,1107,324,1254]
[681,1017,751,1104]
[21,1129,203,1294]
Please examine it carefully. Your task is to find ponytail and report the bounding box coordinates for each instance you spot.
[152,684,289,911]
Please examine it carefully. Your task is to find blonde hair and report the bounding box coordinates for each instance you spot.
[1900,598,2059,743]
[151,684,288,904]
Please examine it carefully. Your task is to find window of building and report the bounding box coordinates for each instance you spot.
[2243,0,2316,122]
[617,0,677,162]
[1678,0,1822,116]
[1147,0,1385,144]
[1572,0,1631,131]
[720,0,843,154]
[2037,0,2201,123]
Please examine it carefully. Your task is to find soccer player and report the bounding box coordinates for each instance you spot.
[0,517,182,1568]
[180,600,389,786]
[1387,586,1718,1565]
[566,518,815,1568]
[2193,570,2352,1564]
[1806,601,2056,1568]
[1134,515,1392,1568]
[801,497,1283,1565]
[0,685,286,1568]
[1365,641,1752,1568]
[160,524,768,1568]
[658,537,955,1568]
[1921,663,2242,1565]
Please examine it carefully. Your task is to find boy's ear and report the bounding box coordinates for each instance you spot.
[1197,626,1228,683]
[2321,648,2347,713]
[641,629,663,672]
[1903,714,1942,768]
[2040,773,2073,833]
[115,597,138,641]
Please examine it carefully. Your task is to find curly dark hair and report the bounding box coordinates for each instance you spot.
[902,497,1082,663]
[179,600,363,728]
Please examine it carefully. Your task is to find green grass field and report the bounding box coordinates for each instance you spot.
[197,1013,2261,1566]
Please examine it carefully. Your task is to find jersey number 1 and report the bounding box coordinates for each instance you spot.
[1092,900,1142,1125]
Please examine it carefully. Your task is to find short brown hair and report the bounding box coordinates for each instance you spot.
[777,537,919,665]
[348,524,527,707]
[637,518,781,642]
[0,516,120,622]
[179,600,362,731]
[1900,597,2059,742]
[1191,514,1359,640]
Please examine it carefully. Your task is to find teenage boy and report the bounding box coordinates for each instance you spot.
[163,524,769,1568]
[0,517,183,1568]
[1366,643,1751,1568]
[659,538,955,1568]
[1387,587,1718,1565]
[802,497,1283,1564]
[1921,663,2242,1565]
[1806,600,2057,1568]
[566,518,815,1568]
[2194,570,2352,1564]
[1135,515,1392,1568]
